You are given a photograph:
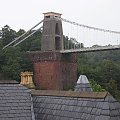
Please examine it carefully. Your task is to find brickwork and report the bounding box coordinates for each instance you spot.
[28,51,77,90]
[34,61,62,90]
[61,62,77,90]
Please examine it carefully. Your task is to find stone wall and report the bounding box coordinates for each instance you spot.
[28,51,77,90]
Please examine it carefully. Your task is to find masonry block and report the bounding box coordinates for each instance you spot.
[28,51,77,90]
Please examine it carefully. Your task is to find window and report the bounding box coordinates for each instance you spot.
[45,16,50,18]
[55,23,59,35]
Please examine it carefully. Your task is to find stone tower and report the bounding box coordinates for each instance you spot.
[28,12,77,90]
[41,12,63,51]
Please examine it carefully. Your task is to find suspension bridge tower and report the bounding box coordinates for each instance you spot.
[29,12,77,90]
[41,12,63,50]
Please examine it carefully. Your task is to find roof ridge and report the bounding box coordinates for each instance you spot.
[0,80,19,84]
[31,90,108,99]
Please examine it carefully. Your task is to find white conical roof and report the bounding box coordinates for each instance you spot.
[75,75,93,92]
[77,75,89,84]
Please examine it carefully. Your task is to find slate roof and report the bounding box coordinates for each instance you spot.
[75,75,93,92]
[32,90,120,120]
[0,82,35,120]
[0,81,120,120]
[0,80,19,84]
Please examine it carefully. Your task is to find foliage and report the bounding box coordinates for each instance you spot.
[106,79,117,96]
[77,51,120,100]
[0,41,4,70]
[0,25,37,81]
[63,36,83,49]
[90,80,106,92]
[0,25,17,46]
[2,47,22,80]
[18,30,42,51]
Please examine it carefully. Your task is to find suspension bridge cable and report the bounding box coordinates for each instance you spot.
[2,20,43,50]
[59,18,120,34]
[13,26,43,47]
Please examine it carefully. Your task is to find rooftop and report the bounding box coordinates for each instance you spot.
[75,75,93,92]
[77,75,89,84]
[0,83,35,120]
[32,90,120,120]
[31,90,107,99]
[0,81,120,120]
[0,80,19,84]
[43,12,62,16]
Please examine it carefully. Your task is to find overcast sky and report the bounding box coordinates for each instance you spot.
[0,0,120,32]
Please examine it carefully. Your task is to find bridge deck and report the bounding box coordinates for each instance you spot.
[60,45,120,53]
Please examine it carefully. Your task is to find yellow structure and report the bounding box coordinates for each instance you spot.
[20,72,35,89]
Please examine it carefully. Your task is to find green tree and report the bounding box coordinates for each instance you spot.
[2,47,22,81]
[99,60,120,86]
[20,51,33,72]
[0,41,4,70]
[106,79,118,97]
[90,80,106,92]
[17,29,25,37]
[18,30,42,51]
[1,25,17,46]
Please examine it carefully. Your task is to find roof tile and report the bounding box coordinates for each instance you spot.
[0,84,35,120]
[32,90,120,120]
